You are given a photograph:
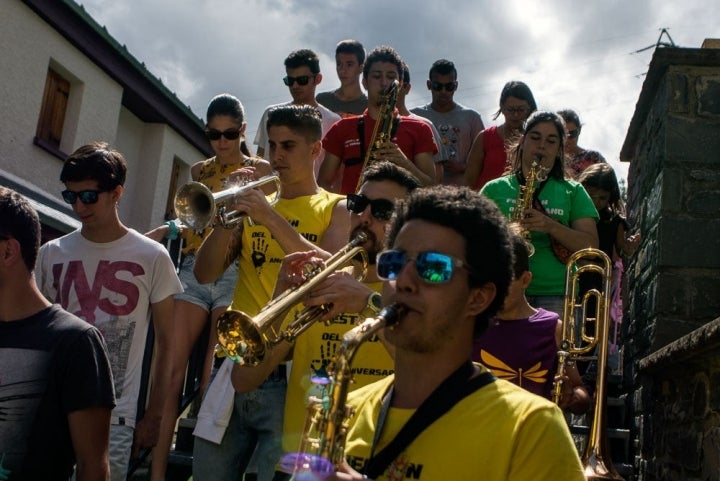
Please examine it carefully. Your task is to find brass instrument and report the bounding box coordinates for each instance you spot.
[511,156,549,256]
[553,248,624,480]
[280,303,406,478]
[355,80,400,191]
[173,174,281,230]
[216,233,369,366]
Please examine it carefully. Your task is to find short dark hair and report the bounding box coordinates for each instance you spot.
[507,111,567,180]
[507,226,530,279]
[61,142,127,191]
[402,63,411,84]
[284,49,321,74]
[359,161,421,193]
[336,39,366,64]
[429,59,457,79]
[0,187,41,271]
[493,80,537,120]
[363,45,403,79]
[557,109,582,129]
[266,104,322,143]
[386,185,513,337]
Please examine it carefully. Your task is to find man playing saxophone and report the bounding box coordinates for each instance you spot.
[318,46,438,194]
[327,186,584,481]
[230,162,421,479]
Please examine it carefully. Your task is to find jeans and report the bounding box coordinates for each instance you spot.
[193,373,287,481]
[526,295,565,316]
[108,424,134,481]
[175,254,238,311]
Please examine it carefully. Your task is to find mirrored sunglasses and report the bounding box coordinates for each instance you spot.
[346,193,395,221]
[205,128,242,141]
[61,189,105,205]
[283,75,314,86]
[377,250,478,284]
[430,81,458,92]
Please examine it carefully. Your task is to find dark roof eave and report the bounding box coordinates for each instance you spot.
[22,0,213,157]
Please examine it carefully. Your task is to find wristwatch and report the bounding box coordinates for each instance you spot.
[359,292,382,319]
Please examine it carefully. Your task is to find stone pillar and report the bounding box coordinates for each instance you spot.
[620,45,720,479]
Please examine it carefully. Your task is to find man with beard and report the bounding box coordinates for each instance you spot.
[230,161,420,478]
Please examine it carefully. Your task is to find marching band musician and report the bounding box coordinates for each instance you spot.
[480,111,599,315]
[318,45,438,194]
[327,185,584,481]
[230,161,420,480]
[191,104,349,481]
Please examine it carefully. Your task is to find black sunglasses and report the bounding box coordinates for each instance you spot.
[205,128,242,141]
[61,189,106,205]
[430,81,457,92]
[567,129,580,139]
[346,193,395,221]
[283,75,315,87]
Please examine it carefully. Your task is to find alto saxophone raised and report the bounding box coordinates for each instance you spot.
[355,80,400,191]
[280,303,406,479]
[511,155,549,256]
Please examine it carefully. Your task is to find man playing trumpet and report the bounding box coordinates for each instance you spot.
[191,104,349,481]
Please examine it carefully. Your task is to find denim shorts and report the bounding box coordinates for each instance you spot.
[175,254,238,311]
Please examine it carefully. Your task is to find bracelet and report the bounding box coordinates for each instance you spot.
[165,220,180,240]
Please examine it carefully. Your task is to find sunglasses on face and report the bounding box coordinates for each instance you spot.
[283,75,315,87]
[205,128,242,141]
[430,81,458,92]
[346,193,395,221]
[61,189,106,205]
[377,250,478,284]
[567,129,580,138]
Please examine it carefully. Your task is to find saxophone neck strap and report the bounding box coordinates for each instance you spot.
[363,360,495,479]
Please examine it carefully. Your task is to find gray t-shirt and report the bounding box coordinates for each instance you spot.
[316,90,368,116]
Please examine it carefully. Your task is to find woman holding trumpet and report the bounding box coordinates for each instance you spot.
[146,93,271,481]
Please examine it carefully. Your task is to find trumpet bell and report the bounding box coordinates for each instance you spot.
[174,182,214,230]
[216,310,266,366]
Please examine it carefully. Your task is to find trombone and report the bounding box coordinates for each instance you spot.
[216,233,369,366]
[553,248,624,481]
[174,174,281,230]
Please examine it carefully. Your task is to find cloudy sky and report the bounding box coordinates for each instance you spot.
[79,0,718,184]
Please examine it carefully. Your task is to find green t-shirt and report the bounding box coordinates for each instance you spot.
[481,175,598,296]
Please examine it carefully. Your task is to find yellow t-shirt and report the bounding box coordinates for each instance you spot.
[281,280,394,453]
[230,190,344,316]
[342,365,585,481]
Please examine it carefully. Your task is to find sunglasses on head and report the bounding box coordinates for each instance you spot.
[430,81,458,92]
[61,189,106,205]
[283,75,315,87]
[205,128,242,141]
[567,129,580,138]
[346,193,395,221]
[377,250,479,284]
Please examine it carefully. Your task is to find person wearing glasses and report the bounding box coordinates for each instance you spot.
[480,111,599,315]
[410,59,484,186]
[324,185,584,480]
[254,49,340,178]
[228,161,420,480]
[316,39,368,117]
[318,45,438,194]
[558,109,607,179]
[0,188,115,481]
[464,80,537,190]
[192,104,349,481]
[144,93,272,481]
[34,143,183,481]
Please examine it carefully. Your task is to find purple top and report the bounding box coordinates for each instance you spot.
[473,308,559,399]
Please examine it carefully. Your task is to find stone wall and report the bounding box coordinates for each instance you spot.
[620,46,720,480]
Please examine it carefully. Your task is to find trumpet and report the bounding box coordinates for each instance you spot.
[553,248,624,480]
[174,174,281,230]
[216,233,369,366]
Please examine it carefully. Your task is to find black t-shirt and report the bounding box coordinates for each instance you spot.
[0,304,115,480]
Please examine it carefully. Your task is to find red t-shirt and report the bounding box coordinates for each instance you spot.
[322,110,437,193]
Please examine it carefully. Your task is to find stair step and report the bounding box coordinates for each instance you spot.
[569,425,630,439]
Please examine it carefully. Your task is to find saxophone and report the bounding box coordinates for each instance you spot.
[511,155,549,256]
[279,303,406,479]
[355,80,400,191]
